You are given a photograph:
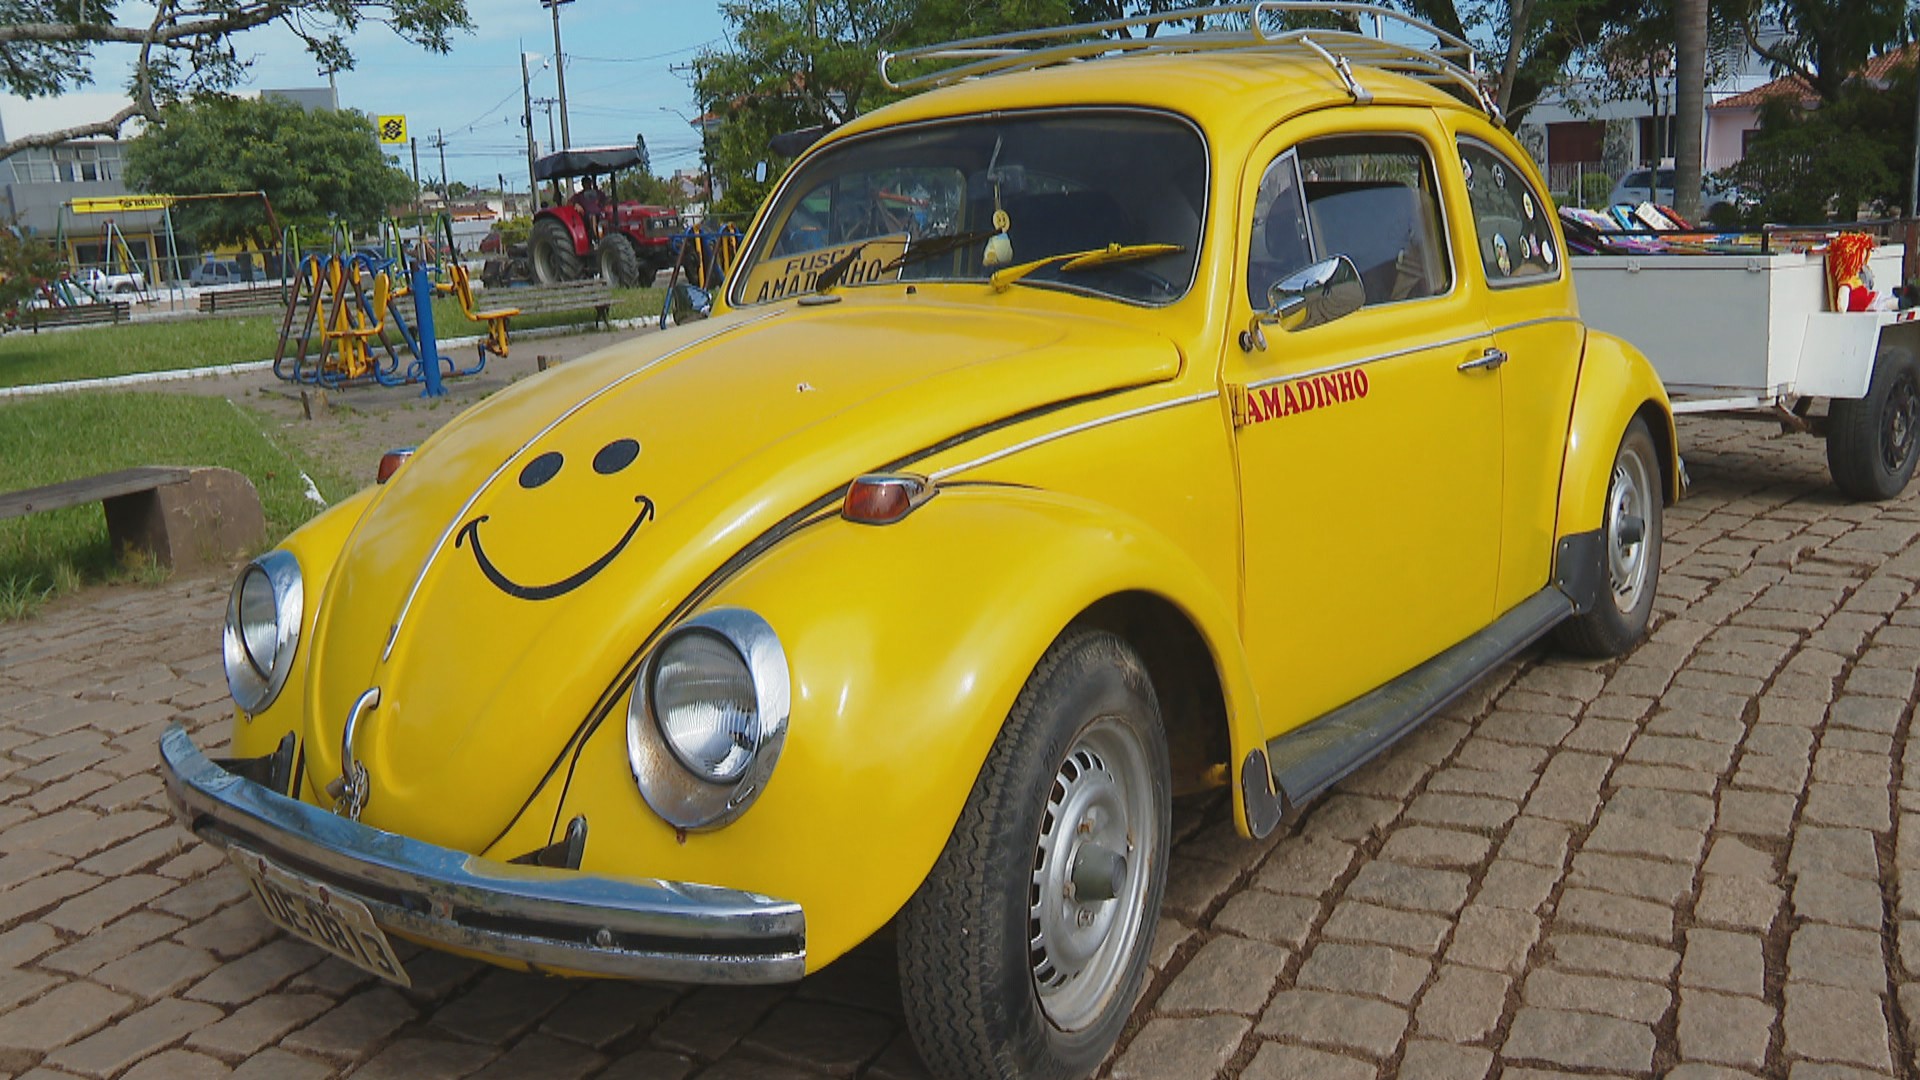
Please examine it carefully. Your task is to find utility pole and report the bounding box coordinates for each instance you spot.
[432,129,449,198]
[533,97,558,151]
[409,137,423,208]
[521,47,539,208]
[541,0,575,150]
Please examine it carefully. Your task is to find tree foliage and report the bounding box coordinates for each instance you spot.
[694,0,1072,218]
[123,96,414,247]
[0,0,470,157]
[1723,62,1917,221]
[1734,0,1912,103]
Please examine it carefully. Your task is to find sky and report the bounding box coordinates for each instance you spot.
[4,0,731,194]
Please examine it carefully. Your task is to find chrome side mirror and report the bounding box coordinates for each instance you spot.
[1240,255,1364,352]
[670,282,713,323]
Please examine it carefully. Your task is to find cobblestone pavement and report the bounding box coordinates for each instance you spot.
[3,414,1920,1079]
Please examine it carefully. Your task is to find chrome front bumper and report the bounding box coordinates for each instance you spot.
[158,725,806,984]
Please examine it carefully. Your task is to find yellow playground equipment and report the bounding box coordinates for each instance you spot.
[440,263,516,360]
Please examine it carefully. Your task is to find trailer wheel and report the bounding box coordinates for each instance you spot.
[530,219,582,285]
[1828,345,1920,501]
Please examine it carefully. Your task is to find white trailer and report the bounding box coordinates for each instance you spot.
[1574,245,1920,500]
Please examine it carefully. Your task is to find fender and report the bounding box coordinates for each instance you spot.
[1555,329,1679,542]
[227,487,377,761]
[546,485,1263,971]
[533,206,592,257]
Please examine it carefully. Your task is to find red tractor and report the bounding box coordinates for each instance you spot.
[529,146,683,287]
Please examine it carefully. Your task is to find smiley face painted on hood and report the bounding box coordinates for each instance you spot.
[454,437,654,601]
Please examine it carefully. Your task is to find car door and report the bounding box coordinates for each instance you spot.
[1446,124,1586,611]
[1223,110,1504,737]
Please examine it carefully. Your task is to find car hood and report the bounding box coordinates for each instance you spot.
[302,296,1183,852]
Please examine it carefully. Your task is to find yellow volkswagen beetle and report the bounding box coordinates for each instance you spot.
[162,6,1677,1078]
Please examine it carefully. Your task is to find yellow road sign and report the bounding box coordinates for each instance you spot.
[70,194,173,214]
[378,115,408,145]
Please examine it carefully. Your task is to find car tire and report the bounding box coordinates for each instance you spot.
[1555,416,1663,658]
[1827,345,1920,501]
[898,629,1169,1080]
[529,218,582,285]
[597,234,643,287]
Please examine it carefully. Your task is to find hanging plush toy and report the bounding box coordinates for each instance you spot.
[1827,233,1896,312]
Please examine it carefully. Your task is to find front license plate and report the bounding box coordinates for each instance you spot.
[230,848,411,987]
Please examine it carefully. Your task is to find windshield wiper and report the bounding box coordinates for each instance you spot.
[813,241,873,293]
[988,243,1186,292]
[878,229,999,273]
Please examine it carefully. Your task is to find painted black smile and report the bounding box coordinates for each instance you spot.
[455,495,655,601]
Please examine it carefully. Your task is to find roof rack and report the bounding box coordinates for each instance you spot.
[878,2,1497,120]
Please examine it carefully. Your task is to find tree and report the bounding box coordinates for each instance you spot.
[1733,0,1912,104]
[0,224,62,313]
[1724,61,1917,222]
[1673,0,1707,219]
[695,0,1072,218]
[123,96,414,247]
[0,0,470,159]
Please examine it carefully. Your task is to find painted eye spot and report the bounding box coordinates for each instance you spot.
[519,451,564,489]
[593,438,640,475]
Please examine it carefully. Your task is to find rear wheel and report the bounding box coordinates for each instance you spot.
[1555,416,1663,658]
[899,630,1168,1080]
[597,234,642,287]
[529,218,582,285]
[1827,345,1920,500]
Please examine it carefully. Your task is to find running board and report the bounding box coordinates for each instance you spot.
[1240,587,1573,838]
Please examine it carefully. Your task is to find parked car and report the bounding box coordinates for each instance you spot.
[1608,167,1753,214]
[159,6,1677,1079]
[78,266,145,294]
[189,260,245,287]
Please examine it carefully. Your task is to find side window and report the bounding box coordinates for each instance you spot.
[1458,140,1560,286]
[1298,135,1451,307]
[1247,151,1315,307]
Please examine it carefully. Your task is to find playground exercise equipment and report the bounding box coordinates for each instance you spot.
[272,250,474,398]
[658,220,743,329]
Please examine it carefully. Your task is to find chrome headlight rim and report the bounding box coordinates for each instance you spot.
[223,551,303,716]
[626,608,789,831]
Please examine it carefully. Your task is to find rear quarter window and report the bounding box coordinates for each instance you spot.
[1458,140,1561,288]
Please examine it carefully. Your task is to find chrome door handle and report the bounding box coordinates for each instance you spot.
[1459,347,1508,373]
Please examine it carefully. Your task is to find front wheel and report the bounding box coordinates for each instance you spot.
[529,218,583,285]
[597,234,642,287]
[1555,416,1664,658]
[1827,345,1920,501]
[899,630,1169,1080]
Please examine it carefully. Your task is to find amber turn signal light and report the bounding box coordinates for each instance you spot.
[376,448,416,484]
[842,473,935,525]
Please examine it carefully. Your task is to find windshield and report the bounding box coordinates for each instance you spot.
[733,111,1207,307]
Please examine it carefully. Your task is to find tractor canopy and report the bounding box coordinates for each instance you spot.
[534,146,647,181]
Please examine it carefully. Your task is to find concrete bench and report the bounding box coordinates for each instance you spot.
[20,302,130,332]
[0,466,266,573]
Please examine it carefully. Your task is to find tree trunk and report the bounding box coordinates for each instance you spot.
[1498,0,1535,118]
[1673,0,1708,221]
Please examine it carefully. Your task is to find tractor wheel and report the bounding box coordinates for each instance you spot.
[530,218,583,285]
[597,234,643,287]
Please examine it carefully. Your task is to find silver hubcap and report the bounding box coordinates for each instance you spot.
[1029,716,1156,1032]
[1606,443,1654,614]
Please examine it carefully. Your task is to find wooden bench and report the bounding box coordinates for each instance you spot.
[0,466,266,573]
[472,280,615,329]
[198,289,297,318]
[19,302,130,332]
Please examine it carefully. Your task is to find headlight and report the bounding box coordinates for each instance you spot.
[223,551,303,715]
[627,609,789,830]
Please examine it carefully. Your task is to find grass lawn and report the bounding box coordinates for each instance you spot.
[0,392,356,619]
[0,286,665,390]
